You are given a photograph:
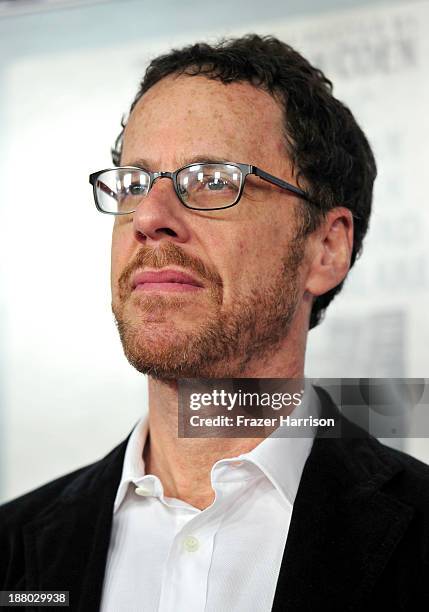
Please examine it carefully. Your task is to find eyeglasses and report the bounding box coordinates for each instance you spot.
[89,161,312,214]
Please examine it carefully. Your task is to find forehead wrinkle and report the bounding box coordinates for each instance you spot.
[122,153,248,172]
[122,74,290,175]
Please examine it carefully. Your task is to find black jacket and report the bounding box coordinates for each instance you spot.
[1,387,429,611]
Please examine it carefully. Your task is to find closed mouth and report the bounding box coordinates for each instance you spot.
[131,269,204,293]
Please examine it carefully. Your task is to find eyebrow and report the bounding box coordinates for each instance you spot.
[124,155,236,170]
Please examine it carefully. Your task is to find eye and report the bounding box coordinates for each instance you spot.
[197,174,236,193]
[129,183,146,195]
[207,177,228,191]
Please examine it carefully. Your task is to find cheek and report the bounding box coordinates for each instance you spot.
[224,219,297,294]
[110,228,129,290]
[221,236,279,293]
[236,239,246,257]
[237,218,289,266]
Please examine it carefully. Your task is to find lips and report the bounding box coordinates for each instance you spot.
[131,269,204,293]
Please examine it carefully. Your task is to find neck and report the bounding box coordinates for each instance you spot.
[143,332,306,510]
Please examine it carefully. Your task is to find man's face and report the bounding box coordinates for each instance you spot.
[111,74,311,379]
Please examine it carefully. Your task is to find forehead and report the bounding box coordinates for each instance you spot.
[121,74,289,170]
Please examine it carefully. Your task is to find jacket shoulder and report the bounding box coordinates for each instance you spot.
[375,440,429,505]
[0,436,130,589]
[0,462,97,528]
[0,461,98,590]
[314,385,429,510]
[0,435,130,537]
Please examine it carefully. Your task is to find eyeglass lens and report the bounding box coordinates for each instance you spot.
[94,163,243,213]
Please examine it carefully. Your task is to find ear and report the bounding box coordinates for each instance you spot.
[304,207,354,297]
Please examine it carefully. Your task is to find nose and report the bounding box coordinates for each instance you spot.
[132,176,191,245]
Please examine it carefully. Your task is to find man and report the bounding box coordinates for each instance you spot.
[1,35,428,612]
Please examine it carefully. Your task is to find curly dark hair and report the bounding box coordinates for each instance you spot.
[111,34,377,329]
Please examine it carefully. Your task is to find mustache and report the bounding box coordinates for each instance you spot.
[117,242,223,300]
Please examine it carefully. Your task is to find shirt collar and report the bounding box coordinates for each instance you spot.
[230,380,320,506]
[113,380,319,513]
[113,416,149,513]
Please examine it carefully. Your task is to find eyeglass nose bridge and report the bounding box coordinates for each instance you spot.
[152,171,174,183]
[148,171,176,196]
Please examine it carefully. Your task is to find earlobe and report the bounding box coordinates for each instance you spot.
[305,207,354,297]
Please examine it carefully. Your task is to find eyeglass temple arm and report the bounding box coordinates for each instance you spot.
[252,166,311,203]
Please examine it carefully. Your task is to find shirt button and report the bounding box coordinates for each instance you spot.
[183,535,200,552]
[135,485,152,497]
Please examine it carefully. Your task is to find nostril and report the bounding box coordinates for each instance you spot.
[134,227,177,243]
[134,230,147,244]
[159,228,177,237]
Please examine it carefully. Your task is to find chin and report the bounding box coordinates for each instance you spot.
[116,322,200,377]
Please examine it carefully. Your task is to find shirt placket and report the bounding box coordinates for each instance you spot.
[157,485,228,612]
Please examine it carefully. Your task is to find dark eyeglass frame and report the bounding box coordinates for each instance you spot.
[88,161,314,214]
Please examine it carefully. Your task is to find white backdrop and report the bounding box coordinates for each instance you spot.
[1,0,428,502]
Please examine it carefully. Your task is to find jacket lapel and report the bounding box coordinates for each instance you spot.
[271,387,414,612]
[22,436,129,612]
[20,396,415,612]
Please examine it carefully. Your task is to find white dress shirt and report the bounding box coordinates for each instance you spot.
[100,384,320,612]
